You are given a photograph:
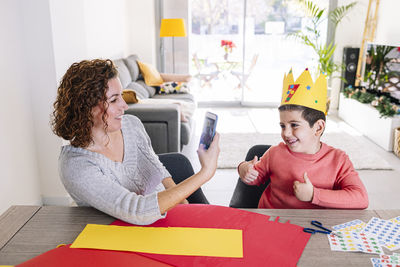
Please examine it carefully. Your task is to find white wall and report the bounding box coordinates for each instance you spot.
[374,0,400,46]
[84,0,127,60]
[20,0,65,206]
[49,0,87,81]
[125,1,157,64]
[0,0,42,214]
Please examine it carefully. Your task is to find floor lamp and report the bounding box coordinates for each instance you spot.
[160,18,187,73]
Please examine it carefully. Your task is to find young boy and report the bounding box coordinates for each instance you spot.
[237,69,368,209]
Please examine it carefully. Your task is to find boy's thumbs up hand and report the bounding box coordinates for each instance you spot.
[238,156,259,185]
[293,172,314,202]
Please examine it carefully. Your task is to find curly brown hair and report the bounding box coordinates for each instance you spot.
[51,59,118,148]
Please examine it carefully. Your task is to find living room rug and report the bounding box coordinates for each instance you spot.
[218,132,392,170]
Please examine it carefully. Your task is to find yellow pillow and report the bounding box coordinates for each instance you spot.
[137,61,164,86]
[122,89,138,104]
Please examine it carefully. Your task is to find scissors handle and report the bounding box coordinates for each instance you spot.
[303,228,317,234]
[303,227,331,234]
[311,220,332,233]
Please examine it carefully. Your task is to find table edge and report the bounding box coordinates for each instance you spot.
[0,205,41,250]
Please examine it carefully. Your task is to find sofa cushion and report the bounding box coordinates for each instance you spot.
[126,82,150,99]
[137,61,164,86]
[136,80,156,97]
[180,121,192,145]
[114,59,132,88]
[159,82,189,94]
[138,98,195,123]
[122,89,139,104]
[124,55,140,81]
[152,93,195,103]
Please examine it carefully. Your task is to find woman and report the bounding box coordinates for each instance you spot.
[51,59,220,225]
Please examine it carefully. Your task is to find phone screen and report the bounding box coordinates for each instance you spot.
[200,112,218,149]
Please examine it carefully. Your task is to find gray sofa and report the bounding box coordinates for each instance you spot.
[113,55,195,154]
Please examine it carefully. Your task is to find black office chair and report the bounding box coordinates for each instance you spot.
[229,145,271,208]
[158,153,209,204]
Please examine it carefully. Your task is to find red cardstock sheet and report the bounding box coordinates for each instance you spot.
[16,244,173,267]
[112,204,310,267]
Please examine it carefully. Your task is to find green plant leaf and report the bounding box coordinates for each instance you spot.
[329,2,357,26]
[290,0,356,77]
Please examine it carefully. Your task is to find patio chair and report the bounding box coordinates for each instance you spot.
[192,53,219,88]
[229,144,270,208]
[230,53,259,90]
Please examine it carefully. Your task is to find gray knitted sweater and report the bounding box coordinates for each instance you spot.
[59,115,171,225]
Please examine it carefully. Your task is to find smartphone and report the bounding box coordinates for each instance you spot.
[199,112,218,149]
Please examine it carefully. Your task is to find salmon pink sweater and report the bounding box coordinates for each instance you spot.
[251,142,368,209]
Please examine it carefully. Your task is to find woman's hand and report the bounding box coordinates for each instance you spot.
[238,156,259,185]
[197,133,220,180]
[180,199,189,204]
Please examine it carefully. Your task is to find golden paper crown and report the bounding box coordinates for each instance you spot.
[281,68,327,114]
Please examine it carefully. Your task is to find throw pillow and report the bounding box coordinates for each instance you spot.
[159,81,189,94]
[137,61,164,86]
[122,89,138,104]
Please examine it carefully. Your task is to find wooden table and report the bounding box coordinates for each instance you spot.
[0,206,399,266]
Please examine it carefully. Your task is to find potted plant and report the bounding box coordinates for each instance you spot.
[343,44,400,118]
[221,40,236,61]
[339,44,400,152]
[288,0,357,78]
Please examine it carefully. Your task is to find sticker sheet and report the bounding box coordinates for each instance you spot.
[390,216,400,225]
[370,253,400,267]
[327,231,383,254]
[327,217,400,266]
[362,217,400,251]
[332,219,366,233]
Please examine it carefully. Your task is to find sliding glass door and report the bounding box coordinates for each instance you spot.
[189,0,328,105]
[190,0,245,103]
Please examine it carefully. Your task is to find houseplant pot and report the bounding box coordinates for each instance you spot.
[338,93,400,151]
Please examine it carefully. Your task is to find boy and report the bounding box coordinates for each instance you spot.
[237,69,368,209]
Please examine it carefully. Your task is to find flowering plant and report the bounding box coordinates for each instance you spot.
[221,40,236,54]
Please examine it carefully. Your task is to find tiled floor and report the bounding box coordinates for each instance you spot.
[182,107,400,209]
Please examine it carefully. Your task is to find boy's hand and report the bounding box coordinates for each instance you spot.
[239,156,259,185]
[293,172,314,202]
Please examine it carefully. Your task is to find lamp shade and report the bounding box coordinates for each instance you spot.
[160,18,187,37]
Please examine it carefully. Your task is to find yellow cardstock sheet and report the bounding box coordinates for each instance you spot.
[70,224,243,258]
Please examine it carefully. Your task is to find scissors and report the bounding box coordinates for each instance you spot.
[303,220,340,236]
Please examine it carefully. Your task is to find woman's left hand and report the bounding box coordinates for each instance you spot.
[180,199,189,204]
[197,133,220,179]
